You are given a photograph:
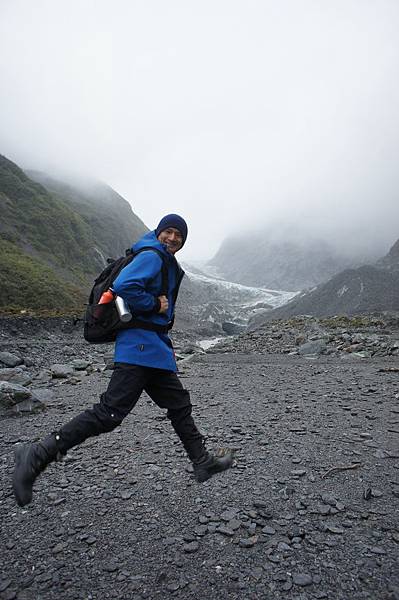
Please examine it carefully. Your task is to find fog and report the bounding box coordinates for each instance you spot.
[1,0,399,260]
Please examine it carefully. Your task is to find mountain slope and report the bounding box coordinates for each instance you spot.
[0,154,147,311]
[27,170,147,262]
[248,239,399,326]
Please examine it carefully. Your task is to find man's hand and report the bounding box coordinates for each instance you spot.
[158,295,169,313]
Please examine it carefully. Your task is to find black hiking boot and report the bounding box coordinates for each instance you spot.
[13,433,62,507]
[193,450,234,483]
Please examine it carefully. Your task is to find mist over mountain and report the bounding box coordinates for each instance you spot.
[248,238,399,328]
[208,226,378,291]
[26,170,147,263]
[2,151,397,342]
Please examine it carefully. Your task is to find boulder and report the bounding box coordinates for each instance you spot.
[0,352,23,367]
[50,364,75,378]
[298,339,327,356]
[0,367,32,387]
[0,381,45,415]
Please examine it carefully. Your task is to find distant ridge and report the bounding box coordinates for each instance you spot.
[248,238,399,327]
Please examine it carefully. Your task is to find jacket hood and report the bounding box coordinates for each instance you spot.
[132,230,171,258]
[132,230,185,279]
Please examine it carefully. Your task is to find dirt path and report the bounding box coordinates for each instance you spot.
[1,353,398,600]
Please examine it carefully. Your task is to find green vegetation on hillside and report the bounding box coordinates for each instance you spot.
[0,153,147,313]
[0,156,95,277]
[0,238,85,311]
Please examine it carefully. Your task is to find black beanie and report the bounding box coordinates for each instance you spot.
[155,214,188,246]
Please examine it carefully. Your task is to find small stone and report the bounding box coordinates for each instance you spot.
[227,519,241,530]
[267,554,280,563]
[363,488,373,500]
[121,490,134,500]
[253,501,268,509]
[220,508,239,521]
[317,504,331,516]
[321,493,337,506]
[52,543,66,554]
[85,536,97,545]
[217,526,234,537]
[183,541,199,553]
[326,525,344,535]
[194,525,208,536]
[282,580,293,591]
[368,546,386,555]
[239,535,258,548]
[277,542,292,552]
[102,562,119,572]
[291,469,306,477]
[261,526,276,535]
[293,573,313,586]
[0,580,12,593]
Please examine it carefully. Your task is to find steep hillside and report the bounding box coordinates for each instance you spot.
[0,154,147,311]
[377,237,399,272]
[248,238,399,326]
[27,170,147,261]
[209,230,372,291]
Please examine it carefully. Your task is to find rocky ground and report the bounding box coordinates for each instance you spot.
[0,316,399,600]
[213,313,399,359]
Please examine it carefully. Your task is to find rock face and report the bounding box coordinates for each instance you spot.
[249,238,399,324]
[377,237,399,272]
[208,229,373,291]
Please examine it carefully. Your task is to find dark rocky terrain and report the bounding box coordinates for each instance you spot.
[216,313,399,359]
[248,237,399,325]
[0,315,398,599]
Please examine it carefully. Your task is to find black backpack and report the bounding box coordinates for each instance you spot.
[84,247,173,344]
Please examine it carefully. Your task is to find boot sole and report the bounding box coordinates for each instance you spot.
[13,445,33,507]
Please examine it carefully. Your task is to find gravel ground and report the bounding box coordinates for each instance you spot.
[1,343,399,600]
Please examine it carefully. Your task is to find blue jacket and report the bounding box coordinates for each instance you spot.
[112,231,184,371]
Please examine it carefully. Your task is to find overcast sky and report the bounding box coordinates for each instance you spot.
[1,0,399,260]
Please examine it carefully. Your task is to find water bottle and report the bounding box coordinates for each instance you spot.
[98,289,114,304]
[115,295,132,322]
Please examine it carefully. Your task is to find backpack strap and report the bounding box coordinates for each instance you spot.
[130,247,169,296]
[166,264,185,331]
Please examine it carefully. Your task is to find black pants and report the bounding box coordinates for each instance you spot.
[56,363,205,461]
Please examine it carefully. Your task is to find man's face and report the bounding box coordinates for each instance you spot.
[157,227,183,254]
